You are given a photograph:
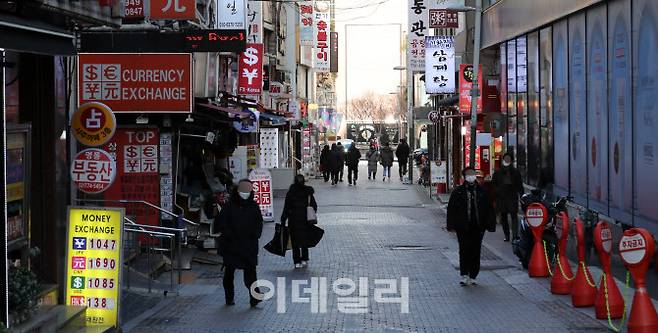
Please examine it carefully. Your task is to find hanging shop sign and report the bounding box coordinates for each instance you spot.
[80,30,246,53]
[259,128,279,169]
[249,168,274,221]
[72,102,117,147]
[71,149,117,194]
[459,64,483,114]
[269,82,284,98]
[149,0,196,20]
[429,9,459,28]
[78,53,192,113]
[314,1,331,72]
[233,108,260,133]
[124,0,145,20]
[407,0,432,71]
[159,133,174,220]
[66,206,124,327]
[238,43,264,95]
[104,129,160,229]
[299,1,314,46]
[246,1,263,43]
[425,35,455,94]
[217,0,247,30]
[330,31,339,73]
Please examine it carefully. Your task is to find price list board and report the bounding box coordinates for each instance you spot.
[65,207,124,327]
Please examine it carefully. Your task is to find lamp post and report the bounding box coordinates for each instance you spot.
[394,65,413,183]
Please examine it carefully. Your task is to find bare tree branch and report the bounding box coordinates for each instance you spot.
[346,91,399,121]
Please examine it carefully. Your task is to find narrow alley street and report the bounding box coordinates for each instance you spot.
[123,163,608,333]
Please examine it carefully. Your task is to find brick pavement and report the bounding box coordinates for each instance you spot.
[124,162,609,333]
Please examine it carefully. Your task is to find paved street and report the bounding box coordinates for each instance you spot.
[124,163,609,333]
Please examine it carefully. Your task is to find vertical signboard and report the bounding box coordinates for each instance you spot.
[249,169,274,221]
[246,1,263,43]
[458,64,482,114]
[499,44,507,144]
[330,32,339,73]
[608,0,632,221]
[238,43,264,95]
[425,36,455,94]
[159,133,174,220]
[217,0,247,30]
[569,13,587,205]
[407,0,430,71]
[299,1,314,46]
[104,129,160,228]
[516,36,527,93]
[553,20,570,194]
[66,207,124,327]
[587,6,608,213]
[314,1,331,72]
[149,0,196,20]
[633,0,658,229]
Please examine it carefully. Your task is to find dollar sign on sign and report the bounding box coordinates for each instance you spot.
[85,65,99,81]
[243,47,259,66]
[73,277,83,289]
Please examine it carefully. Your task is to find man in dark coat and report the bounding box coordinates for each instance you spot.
[491,153,524,241]
[281,175,318,268]
[329,143,342,185]
[216,179,264,307]
[320,145,331,182]
[379,143,394,181]
[336,142,345,182]
[345,144,362,186]
[395,138,410,182]
[447,167,496,286]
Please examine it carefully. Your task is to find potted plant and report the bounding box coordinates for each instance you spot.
[8,248,41,326]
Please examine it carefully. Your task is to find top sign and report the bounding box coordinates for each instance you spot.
[72,102,116,147]
[619,233,647,265]
[78,53,192,113]
[149,0,196,20]
[217,0,247,30]
[429,9,459,28]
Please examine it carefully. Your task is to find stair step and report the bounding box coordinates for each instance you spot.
[58,325,114,333]
[56,305,86,329]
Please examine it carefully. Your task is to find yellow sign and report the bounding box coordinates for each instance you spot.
[72,102,117,146]
[65,206,124,327]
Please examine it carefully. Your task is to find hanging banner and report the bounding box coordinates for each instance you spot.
[65,206,124,327]
[71,149,117,194]
[314,1,331,72]
[249,168,274,221]
[238,43,263,95]
[149,0,196,20]
[246,1,263,43]
[78,53,192,113]
[217,0,247,30]
[425,35,455,94]
[299,1,314,46]
[103,128,160,229]
[458,64,482,114]
[429,9,459,28]
[72,102,117,147]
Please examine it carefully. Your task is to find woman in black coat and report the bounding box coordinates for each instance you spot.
[320,145,331,182]
[216,179,264,307]
[281,175,318,268]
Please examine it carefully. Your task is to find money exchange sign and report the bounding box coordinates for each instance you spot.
[238,43,264,95]
[66,207,124,327]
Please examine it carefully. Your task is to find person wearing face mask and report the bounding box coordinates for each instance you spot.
[281,175,318,268]
[447,167,496,286]
[215,179,264,307]
[491,153,524,241]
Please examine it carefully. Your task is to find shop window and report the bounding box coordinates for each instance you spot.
[506,40,517,155]
[516,36,528,181]
[539,27,554,186]
[527,32,540,186]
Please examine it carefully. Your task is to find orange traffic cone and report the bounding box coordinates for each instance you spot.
[571,218,597,307]
[551,212,573,295]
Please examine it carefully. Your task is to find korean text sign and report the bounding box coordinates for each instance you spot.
[217,0,247,30]
[299,1,314,45]
[78,53,192,113]
[249,168,274,221]
[66,207,124,327]
[71,149,117,194]
[425,36,455,94]
[246,1,263,43]
[459,64,482,114]
[407,0,431,71]
[314,1,331,72]
[238,43,264,95]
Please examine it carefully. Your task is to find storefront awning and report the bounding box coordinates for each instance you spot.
[0,14,75,55]
[197,103,251,120]
[260,113,287,126]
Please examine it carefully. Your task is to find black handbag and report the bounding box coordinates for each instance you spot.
[264,223,290,257]
[306,224,325,248]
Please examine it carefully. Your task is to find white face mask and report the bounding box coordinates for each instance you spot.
[238,191,251,200]
[503,161,511,167]
[465,175,477,183]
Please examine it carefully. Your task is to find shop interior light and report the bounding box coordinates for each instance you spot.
[136,114,149,124]
[185,115,194,123]
[59,130,66,140]
[461,126,467,136]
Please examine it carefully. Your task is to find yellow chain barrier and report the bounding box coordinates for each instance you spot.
[556,256,575,281]
[580,261,597,288]
[604,271,631,332]
[542,240,553,276]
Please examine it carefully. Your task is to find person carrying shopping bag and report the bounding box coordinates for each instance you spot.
[281,175,318,268]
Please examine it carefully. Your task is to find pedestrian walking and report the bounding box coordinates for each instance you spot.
[329,143,341,185]
[379,143,394,182]
[320,145,331,182]
[345,144,361,186]
[395,138,410,182]
[446,167,496,286]
[216,179,264,307]
[491,153,524,241]
[366,145,379,180]
[336,142,345,182]
[281,175,318,268]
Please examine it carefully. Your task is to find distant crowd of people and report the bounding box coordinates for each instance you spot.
[319,138,410,185]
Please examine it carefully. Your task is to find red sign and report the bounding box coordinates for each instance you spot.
[429,9,459,28]
[463,121,480,169]
[459,64,483,114]
[71,148,117,194]
[124,0,145,19]
[79,53,192,113]
[238,43,264,95]
[149,0,196,20]
[104,129,160,228]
